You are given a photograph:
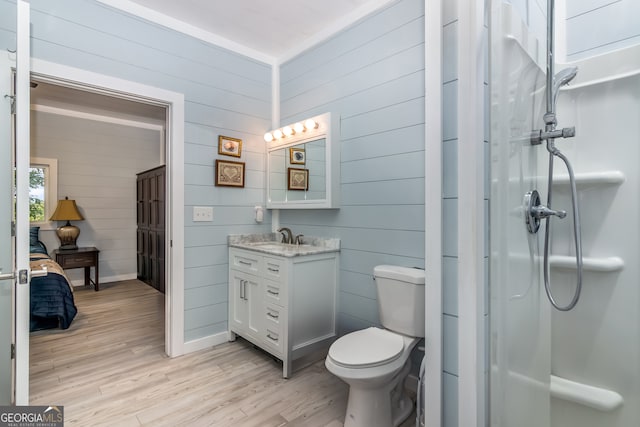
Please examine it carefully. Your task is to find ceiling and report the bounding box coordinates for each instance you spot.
[102,0,394,62]
[30,81,167,126]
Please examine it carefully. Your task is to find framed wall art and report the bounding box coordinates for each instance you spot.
[287,168,309,191]
[218,135,242,157]
[215,159,245,187]
[289,147,306,164]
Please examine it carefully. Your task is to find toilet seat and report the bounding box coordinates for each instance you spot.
[328,327,404,368]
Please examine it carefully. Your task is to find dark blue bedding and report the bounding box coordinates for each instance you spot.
[30,254,78,332]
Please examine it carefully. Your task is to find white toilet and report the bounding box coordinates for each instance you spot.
[325,265,425,427]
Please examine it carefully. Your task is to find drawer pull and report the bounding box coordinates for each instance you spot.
[267,267,280,273]
[267,289,279,296]
[238,260,252,266]
[267,333,279,342]
[267,311,279,320]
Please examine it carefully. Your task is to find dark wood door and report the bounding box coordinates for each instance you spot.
[136,165,166,293]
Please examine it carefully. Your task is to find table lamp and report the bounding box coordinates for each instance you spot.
[49,197,84,250]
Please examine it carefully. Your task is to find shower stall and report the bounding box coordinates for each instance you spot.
[490,1,640,426]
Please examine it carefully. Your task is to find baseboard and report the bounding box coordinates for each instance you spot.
[69,273,137,287]
[183,331,229,354]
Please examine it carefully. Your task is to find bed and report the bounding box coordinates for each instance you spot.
[29,227,78,332]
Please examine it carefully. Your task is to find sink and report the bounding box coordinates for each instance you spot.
[250,243,287,251]
[248,242,313,250]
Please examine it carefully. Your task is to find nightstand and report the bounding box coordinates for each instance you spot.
[52,246,100,291]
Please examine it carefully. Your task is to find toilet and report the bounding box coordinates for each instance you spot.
[325,265,425,427]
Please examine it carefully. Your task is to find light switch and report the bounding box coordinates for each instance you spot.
[193,206,213,222]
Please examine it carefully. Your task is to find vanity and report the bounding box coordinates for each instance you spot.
[228,234,340,378]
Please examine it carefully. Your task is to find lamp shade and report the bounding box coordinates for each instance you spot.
[50,197,84,250]
[49,197,84,221]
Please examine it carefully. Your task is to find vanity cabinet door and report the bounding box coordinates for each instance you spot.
[245,275,262,339]
[229,269,262,342]
[229,270,249,334]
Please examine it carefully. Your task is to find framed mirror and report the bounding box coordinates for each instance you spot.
[266,112,340,209]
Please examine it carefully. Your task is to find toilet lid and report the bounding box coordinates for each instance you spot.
[329,327,404,368]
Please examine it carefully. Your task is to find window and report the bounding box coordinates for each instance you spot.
[29,157,58,228]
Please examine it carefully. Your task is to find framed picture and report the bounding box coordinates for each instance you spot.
[215,159,245,187]
[218,135,242,157]
[289,147,306,164]
[287,168,309,191]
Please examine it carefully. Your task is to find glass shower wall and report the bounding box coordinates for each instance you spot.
[489,1,550,426]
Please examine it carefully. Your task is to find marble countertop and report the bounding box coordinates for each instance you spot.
[228,233,340,257]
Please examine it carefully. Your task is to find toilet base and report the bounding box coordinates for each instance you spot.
[343,361,414,427]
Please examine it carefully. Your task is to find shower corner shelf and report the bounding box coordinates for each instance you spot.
[552,170,625,188]
[549,255,624,272]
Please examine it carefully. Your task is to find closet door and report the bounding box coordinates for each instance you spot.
[136,166,166,293]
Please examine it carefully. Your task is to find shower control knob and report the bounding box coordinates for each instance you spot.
[532,205,567,219]
[524,190,566,234]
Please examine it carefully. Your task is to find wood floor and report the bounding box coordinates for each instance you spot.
[30,279,416,427]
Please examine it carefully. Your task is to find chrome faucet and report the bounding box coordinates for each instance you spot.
[277,227,293,244]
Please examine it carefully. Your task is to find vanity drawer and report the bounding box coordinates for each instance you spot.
[230,249,261,275]
[263,256,286,282]
[263,303,285,354]
[264,279,287,306]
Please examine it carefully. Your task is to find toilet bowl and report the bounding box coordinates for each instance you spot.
[325,327,419,427]
[325,265,425,427]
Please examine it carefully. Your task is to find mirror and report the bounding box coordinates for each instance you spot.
[266,113,340,209]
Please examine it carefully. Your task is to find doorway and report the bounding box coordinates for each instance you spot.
[30,58,185,358]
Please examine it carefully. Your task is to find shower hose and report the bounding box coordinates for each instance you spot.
[543,143,583,311]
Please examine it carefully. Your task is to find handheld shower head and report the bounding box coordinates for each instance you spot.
[554,67,578,90]
[552,67,578,108]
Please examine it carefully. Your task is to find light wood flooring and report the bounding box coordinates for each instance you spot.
[30,279,416,426]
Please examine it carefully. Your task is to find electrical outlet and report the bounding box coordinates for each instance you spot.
[193,206,213,222]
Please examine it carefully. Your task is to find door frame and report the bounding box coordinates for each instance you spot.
[29,58,185,358]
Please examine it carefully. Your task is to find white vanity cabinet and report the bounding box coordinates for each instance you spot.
[228,247,338,378]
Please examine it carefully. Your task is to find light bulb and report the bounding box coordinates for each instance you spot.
[293,122,304,133]
[283,126,294,136]
[304,119,318,130]
[264,132,274,142]
[273,129,284,139]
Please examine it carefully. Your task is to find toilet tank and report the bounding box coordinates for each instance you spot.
[374,265,425,337]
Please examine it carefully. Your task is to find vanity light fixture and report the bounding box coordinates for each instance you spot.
[304,119,318,130]
[264,117,322,144]
[282,126,294,136]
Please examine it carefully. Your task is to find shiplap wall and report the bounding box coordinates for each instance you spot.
[30,111,161,284]
[279,0,425,334]
[0,0,273,342]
